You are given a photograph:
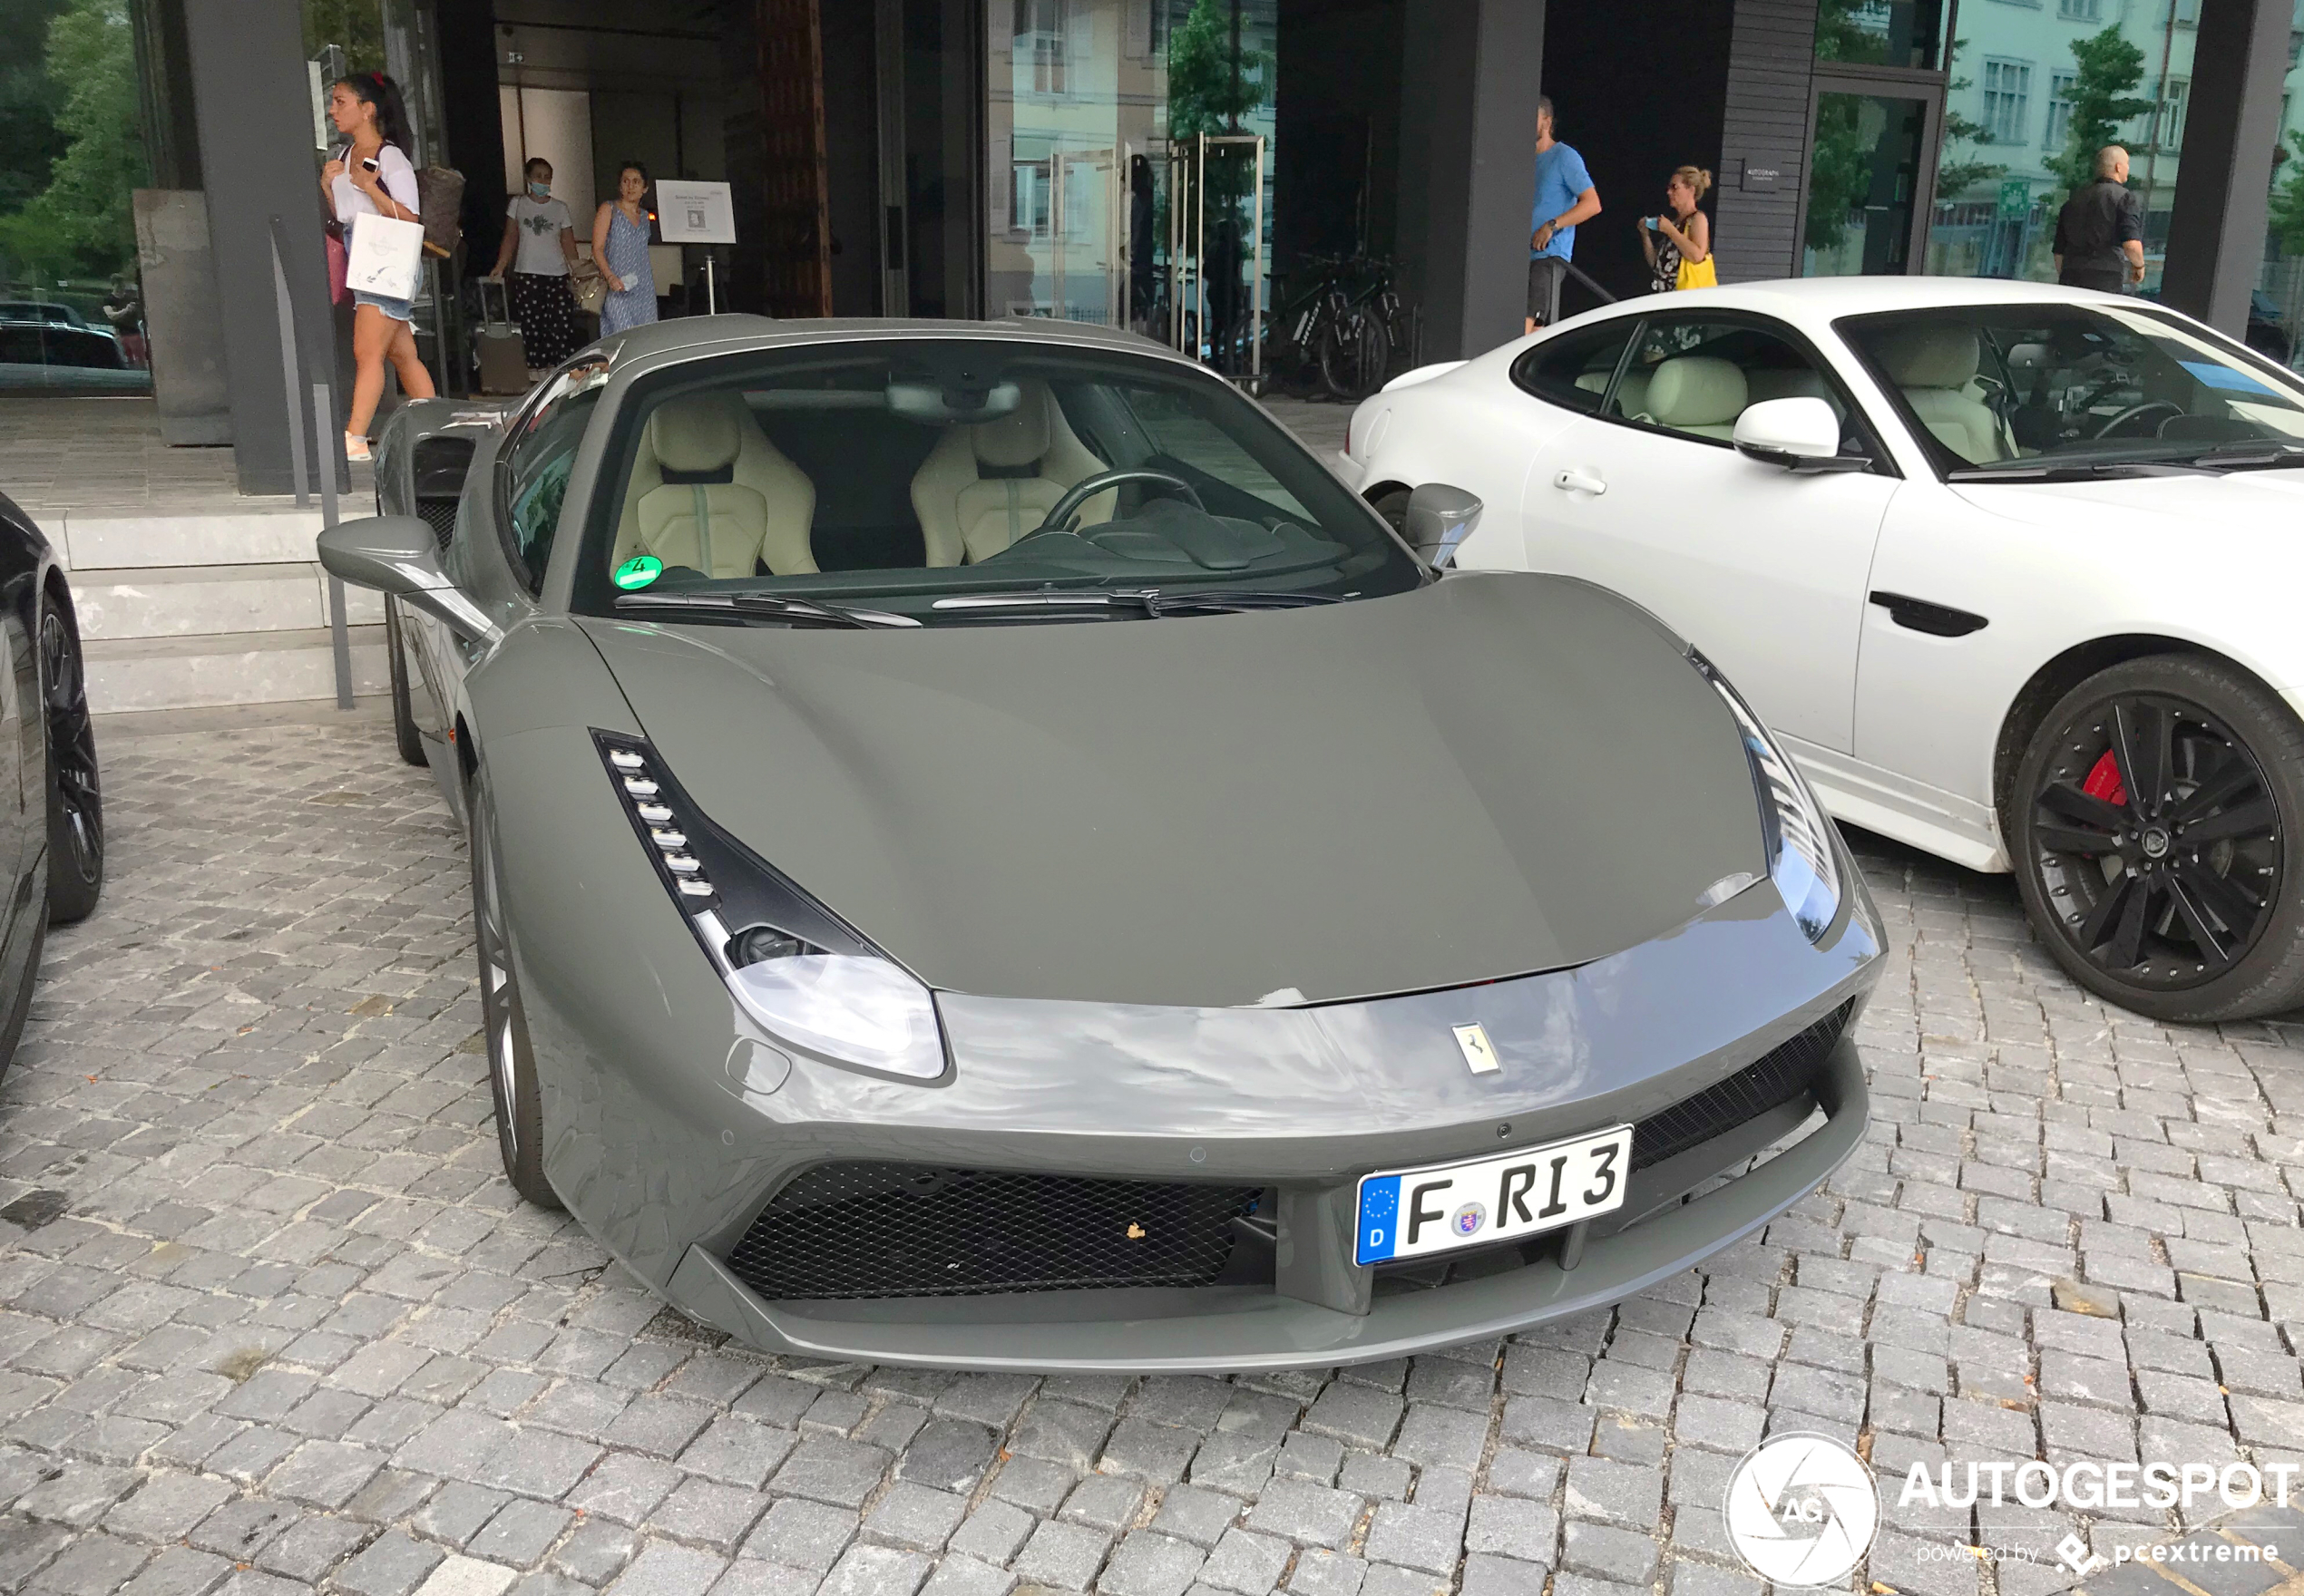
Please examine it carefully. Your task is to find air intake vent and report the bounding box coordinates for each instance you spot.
[1630,999,1852,1171]
[727,1163,1264,1300]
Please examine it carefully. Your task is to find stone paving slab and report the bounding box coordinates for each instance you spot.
[2,719,2303,1596]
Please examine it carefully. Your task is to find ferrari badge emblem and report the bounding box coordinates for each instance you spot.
[1452,1023,1500,1075]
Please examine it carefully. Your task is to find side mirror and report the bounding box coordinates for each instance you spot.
[1404,483,1483,568]
[1733,397,1870,473]
[317,516,502,644]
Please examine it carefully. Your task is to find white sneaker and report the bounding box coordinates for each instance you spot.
[344,433,372,462]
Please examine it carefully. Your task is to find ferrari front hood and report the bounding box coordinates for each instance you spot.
[580,573,1766,1007]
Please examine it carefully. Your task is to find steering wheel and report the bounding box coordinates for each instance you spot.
[2093,399,2185,440]
[1021,469,1203,540]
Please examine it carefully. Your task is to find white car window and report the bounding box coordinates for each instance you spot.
[1615,317,1850,445]
[1840,303,2304,476]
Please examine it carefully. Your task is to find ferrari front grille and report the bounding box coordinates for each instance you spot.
[1628,999,1852,1171]
[726,1163,1264,1299]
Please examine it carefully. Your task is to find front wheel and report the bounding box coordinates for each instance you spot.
[471,767,561,1208]
[385,596,426,767]
[41,605,102,925]
[2009,654,2304,1021]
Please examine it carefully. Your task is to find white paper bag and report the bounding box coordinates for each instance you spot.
[346,211,425,302]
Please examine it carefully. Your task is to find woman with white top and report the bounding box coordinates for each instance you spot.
[322,72,434,462]
[490,157,580,374]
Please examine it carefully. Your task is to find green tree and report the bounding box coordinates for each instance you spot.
[0,0,71,217]
[1167,0,1268,141]
[2270,131,2304,255]
[2049,26,2154,197]
[0,0,148,282]
[1813,0,1889,66]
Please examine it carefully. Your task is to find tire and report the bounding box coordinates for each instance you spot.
[1318,307,1391,402]
[470,766,561,1209]
[385,595,427,767]
[40,603,102,926]
[2009,653,2304,1021]
[1371,487,1411,537]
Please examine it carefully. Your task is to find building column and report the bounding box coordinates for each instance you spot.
[1395,0,1545,363]
[2160,0,2291,336]
[181,0,338,497]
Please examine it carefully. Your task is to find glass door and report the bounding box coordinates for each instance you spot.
[1801,86,1939,277]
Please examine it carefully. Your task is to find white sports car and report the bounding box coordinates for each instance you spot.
[1342,278,2304,1021]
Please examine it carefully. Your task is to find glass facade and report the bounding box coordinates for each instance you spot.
[984,0,1275,367]
[1,0,154,392]
[1804,91,1931,276]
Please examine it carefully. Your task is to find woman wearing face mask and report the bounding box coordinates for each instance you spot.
[1638,167,1715,295]
[490,158,580,374]
[592,161,659,336]
[321,71,434,462]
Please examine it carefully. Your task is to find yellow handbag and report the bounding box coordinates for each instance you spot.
[1675,252,1718,290]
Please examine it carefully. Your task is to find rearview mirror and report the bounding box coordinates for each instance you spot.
[1404,483,1483,568]
[317,516,503,645]
[1733,397,1870,473]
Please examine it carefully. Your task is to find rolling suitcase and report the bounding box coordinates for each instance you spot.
[475,277,527,394]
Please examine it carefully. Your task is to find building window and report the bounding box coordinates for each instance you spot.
[2153,78,2190,151]
[2057,0,2102,17]
[2045,72,2076,149]
[1981,59,2034,143]
[2155,0,2199,24]
[1014,0,1069,94]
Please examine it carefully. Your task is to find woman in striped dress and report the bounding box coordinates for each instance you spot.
[593,161,659,336]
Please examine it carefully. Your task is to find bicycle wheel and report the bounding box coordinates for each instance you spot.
[1319,306,1391,401]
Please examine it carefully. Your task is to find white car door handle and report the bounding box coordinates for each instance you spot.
[1554,469,1606,496]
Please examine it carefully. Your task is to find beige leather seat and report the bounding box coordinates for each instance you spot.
[614,394,817,578]
[1635,355,1747,440]
[1743,366,1833,407]
[1874,326,2007,463]
[908,381,1114,566]
[1577,366,1652,416]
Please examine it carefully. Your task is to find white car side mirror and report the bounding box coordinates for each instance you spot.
[1733,397,1869,473]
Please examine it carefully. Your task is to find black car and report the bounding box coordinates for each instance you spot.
[0,494,104,1079]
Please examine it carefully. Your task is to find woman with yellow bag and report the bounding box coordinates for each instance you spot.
[1639,167,1715,293]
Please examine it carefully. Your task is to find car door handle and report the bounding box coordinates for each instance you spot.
[1553,469,1606,496]
[1870,590,1988,637]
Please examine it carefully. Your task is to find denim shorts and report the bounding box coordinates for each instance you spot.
[353,289,415,323]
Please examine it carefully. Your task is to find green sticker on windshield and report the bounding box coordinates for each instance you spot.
[613,555,663,590]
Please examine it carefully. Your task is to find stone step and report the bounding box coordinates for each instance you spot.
[72,562,384,641]
[85,626,388,713]
[57,511,334,570]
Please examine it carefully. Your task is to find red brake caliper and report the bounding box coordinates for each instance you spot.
[2083,749,2127,809]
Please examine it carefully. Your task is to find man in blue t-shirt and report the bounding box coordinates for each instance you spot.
[1527,95,1602,334]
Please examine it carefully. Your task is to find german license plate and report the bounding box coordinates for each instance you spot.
[1354,1124,1634,1266]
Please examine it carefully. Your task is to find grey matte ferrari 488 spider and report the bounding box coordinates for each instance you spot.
[320,317,1881,1371]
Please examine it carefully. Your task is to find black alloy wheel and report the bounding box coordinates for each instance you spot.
[471,768,561,1209]
[2011,655,2304,1021]
[41,605,102,925]
[385,596,427,767]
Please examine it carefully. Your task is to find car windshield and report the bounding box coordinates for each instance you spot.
[1836,304,2304,479]
[572,338,1423,623]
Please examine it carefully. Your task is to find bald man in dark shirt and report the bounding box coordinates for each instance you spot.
[2054,145,2145,293]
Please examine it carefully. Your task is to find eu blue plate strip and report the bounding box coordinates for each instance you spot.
[1357,1176,1401,1265]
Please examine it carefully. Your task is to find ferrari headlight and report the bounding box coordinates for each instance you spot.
[1687,651,1841,942]
[594,733,949,1081]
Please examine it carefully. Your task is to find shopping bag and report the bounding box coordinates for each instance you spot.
[346,212,426,302]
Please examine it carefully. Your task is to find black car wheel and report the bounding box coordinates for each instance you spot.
[471,768,561,1209]
[385,596,427,768]
[2011,655,2304,1021]
[41,605,102,925]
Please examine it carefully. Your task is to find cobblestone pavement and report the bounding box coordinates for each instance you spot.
[4,718,2304,1596]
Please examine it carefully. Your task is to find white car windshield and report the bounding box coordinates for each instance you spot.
[1838,304,2304,479]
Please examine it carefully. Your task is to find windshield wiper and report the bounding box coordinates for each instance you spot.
[613,591,921,628]
[1947,460,2211,482]
[931,588,1342,618]
[2180,442,2304,471]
